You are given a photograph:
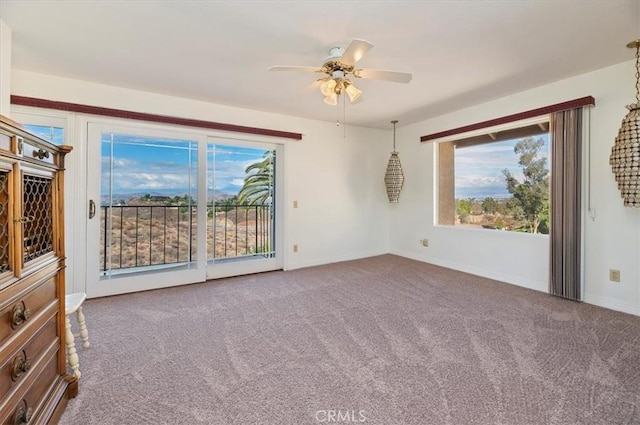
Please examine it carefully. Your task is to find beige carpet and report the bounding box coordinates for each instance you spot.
[60,255,640,424]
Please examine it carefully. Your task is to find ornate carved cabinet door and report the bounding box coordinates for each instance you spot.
[0,114,75,425]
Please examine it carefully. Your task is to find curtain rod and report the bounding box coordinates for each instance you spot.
[420,96,595,143]
[11,95,303,141]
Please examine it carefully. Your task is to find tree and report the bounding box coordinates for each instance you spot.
[502,137,549,234]
[237,151,274,205]
[538,199,550,234]
[209,195,238,218]
[482,197,498,214]
[456,199,473,224]
[504,198,524,221]
[216,195,238,208]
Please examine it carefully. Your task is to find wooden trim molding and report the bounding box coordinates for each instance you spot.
[11,95,303,140]
[420,96,595,142]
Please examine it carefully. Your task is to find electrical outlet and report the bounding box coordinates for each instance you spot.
[609,269,620,282]
[293,200,298,208]
[292,244,298,253]
[420,239,429,247]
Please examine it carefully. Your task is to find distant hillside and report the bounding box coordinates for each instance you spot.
[101,191,237,205]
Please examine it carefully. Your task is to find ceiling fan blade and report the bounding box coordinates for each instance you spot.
[339,39,374,66]
[355,69,412,84]
[307,79,324,91]
[269,65,322,73]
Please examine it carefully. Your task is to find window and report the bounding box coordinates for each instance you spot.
[10,108,68,146]
[23,124,64,145]
[438,120,550,234]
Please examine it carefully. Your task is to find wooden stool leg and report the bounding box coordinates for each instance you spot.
[77,306,90,348]
[65,316,81,379]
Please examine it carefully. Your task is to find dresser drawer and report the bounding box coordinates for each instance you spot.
[20,139,55,167]
[0,132,11,155]
[0,316,57,402]
[2,353,58,425]
[0,278,57,350]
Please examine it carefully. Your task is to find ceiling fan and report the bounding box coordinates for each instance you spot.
[269,39,412,105]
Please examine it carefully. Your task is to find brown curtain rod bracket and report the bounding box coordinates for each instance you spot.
[420,96,595,143]
[11,95,303,140]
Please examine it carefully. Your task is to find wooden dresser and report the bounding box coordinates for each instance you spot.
[0,114,76,424]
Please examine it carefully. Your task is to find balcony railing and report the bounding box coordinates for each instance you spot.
[100,204,273,272]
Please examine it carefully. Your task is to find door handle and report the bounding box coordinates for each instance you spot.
[89,200,96,219]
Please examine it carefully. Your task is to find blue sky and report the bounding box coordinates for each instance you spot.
[454,134,549,199]
[24,124,65,145]
[100,133,267,198]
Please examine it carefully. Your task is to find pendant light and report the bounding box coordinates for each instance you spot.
[384,120,404,203]
[610,39,640,207]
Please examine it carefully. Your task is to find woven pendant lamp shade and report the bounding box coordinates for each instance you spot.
[610,103,640,207]
[385,120,404,203]
[610,40,640,207]
[385,153,404,202]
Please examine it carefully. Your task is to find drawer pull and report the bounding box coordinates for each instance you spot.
[33,149,50,160]
[11,304,32,328]
[11,353,31,380]
[12,403,33,425]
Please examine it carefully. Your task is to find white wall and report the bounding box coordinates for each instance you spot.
[6,56,639,315]
[0,20,11,116]
[390,60,640,316]
[10,70,391,293]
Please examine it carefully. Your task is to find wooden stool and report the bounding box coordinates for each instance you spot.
[65,293,90,378]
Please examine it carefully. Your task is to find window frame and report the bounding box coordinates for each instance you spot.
[435,115,551,233]
[10,107,70,145]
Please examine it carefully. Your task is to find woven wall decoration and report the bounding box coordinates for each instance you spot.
[610,40,640,207]
[385,120,404,203]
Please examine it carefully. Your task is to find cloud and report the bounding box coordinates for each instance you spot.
[455,175,506,187]
[101,137,270,196]
[453,137,548,198]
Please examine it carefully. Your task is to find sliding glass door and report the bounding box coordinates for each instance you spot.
[205,138,283,280]
[86,124,282,297]
[86,124,205,297]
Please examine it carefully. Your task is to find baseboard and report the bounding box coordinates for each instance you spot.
[583,293,640,316]
[392,249,640,317]
[390,249,548,293]
[285,249,388,271]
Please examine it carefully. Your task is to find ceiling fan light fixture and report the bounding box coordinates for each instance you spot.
[324,92,338,106]
[344,81,362,103]
[320,78,337,96]
[269,38,413,107]
[332,69,346,79]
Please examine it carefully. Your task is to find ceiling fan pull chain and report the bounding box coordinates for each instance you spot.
[343,94,347,139]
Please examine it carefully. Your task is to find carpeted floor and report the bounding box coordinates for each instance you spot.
[59,255,640,425]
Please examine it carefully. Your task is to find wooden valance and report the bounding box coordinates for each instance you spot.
[11,95,303,140]
[420,96,595,143]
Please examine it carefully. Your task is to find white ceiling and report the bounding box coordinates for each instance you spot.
[1,1,638,129]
